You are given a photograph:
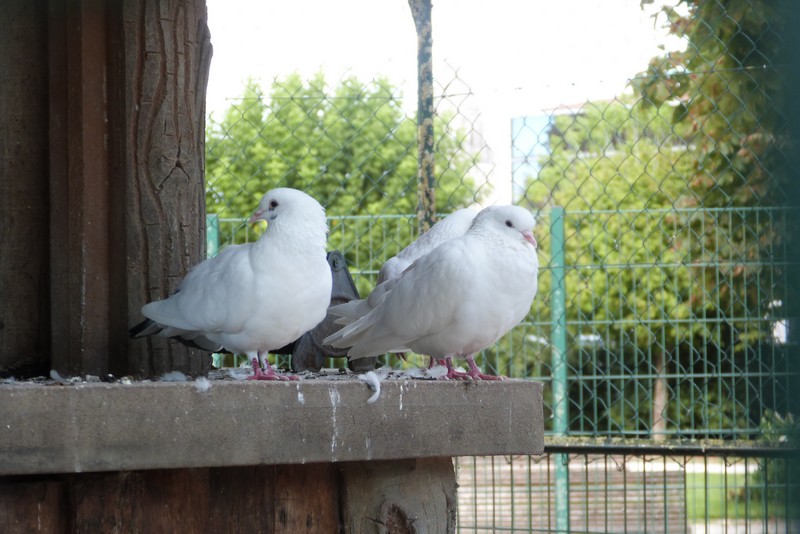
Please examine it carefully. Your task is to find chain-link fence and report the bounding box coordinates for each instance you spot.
[206,1,798,531]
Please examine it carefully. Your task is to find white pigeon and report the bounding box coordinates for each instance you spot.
[130,188,332,380]
[332,207,477,326]
[324,205,539,380]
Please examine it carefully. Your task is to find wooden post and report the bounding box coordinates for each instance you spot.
[40,0,213,378]
[48,0,112,377]
[0,1,50,376]
[408,0,436,234]
[106,0,213,378]
[341,458,457,533]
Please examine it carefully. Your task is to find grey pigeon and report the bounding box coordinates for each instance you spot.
[130,188,332,380]
[324,205,539,380]
[271,250,376,373]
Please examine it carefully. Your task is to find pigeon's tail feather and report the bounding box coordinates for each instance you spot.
[329,276,399,327]
[174,335,224,352]
[327,299,370,325]
[323,313,410,360]
[130,318,223,352]
[347,332,412,360]
[322,311,372,350]
[129,318,162,338]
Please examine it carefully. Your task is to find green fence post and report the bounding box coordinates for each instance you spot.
[206,214,222,368]
[550,206,569,532]
[206,214,219,258]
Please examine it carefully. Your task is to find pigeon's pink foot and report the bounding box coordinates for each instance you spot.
[440,356,472,380]
[444,367,473,380]
[440,356,505,380]
[248,358,299,381]
[466,356,505,381]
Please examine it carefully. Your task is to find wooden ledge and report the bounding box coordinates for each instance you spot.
[0,378,543,475]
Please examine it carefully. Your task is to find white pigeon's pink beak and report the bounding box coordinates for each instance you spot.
[522,230,537,248]
[249,208,265,224]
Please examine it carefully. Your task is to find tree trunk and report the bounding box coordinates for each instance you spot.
[651,349,668,441]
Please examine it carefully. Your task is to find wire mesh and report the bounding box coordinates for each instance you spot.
[455,452,798,533]
[204,0,799,530]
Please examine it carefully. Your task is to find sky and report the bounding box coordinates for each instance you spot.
[204,0,684,203]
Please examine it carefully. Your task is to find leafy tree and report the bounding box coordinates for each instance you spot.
[632,0,793,433]
[206,73,483,293]
[633,0,788,207]
[631,0,790,350]
[507,0,792,438]
[510,98,708,436]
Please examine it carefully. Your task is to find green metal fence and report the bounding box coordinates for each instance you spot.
[205,0,799,530]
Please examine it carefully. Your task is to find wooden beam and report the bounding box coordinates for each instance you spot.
[340,458,457,533]
[0,379,544,475]
[0,460,461,532]
[48,0,110,376]
[0,478,64,533]
[0,1,50,375]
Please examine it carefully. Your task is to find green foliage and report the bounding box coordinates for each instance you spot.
[499,1,792,437]
[631,0,791,351]
[632,0,788,207]
[749,411,799,507]
[515,99,701,434]
[205,73,482,293]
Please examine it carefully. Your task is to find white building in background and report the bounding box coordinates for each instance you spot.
[510,103,594,204]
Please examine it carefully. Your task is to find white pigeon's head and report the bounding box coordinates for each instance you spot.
[249,188,328,236]
[472,205,537,248]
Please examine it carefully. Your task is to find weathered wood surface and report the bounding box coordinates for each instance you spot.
[341,457,457,533]
[0,465,336,533]
[0,1,50,376]
[107,0,213,378]
[275,464,340,533]
[0,461,457,533]
[0,379,544,475]
[0,0,212,378]
[0,478,65,534]
[48,0,112,377]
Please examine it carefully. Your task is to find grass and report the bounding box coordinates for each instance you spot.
[685,471,797,521]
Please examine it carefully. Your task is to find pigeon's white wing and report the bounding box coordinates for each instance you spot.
[328,275,400,325]
[326,239,474,358]
[141,242,258,335]
[377,208,476,284]
[335,208,478,328]
[376,256,411,286]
